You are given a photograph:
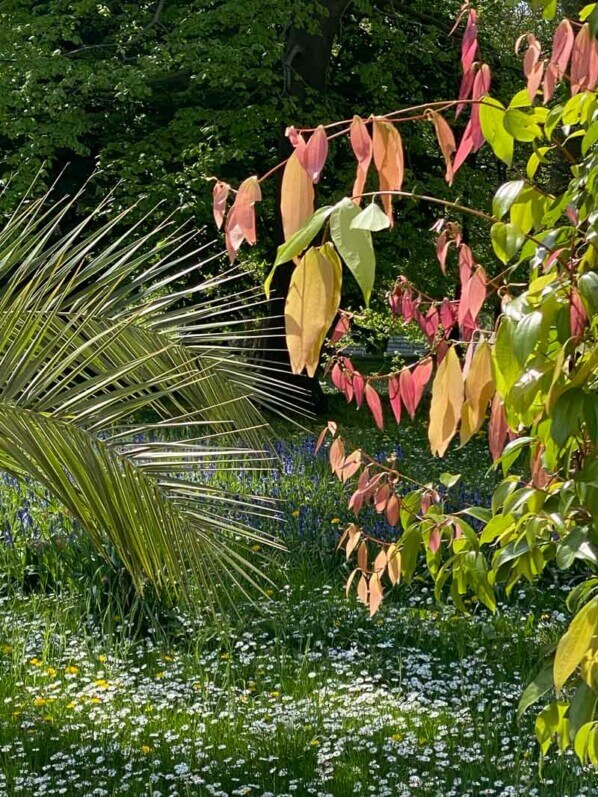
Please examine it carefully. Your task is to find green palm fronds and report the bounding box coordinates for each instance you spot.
[0,184,295,600]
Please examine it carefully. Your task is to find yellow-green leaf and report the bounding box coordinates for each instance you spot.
[428,347,464,457]
[554,596,598,692]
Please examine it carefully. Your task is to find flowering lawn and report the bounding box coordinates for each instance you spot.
[1,419,597,796]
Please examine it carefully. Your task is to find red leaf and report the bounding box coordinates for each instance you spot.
[461,10,478,74]
[571,24,598,95]
[456,64,477,117]
[412,358,433,409]
[365,383,384,429]
[350,116,373,203]
[550,19,575,76]
[488,393,508,461]
[459,266,487,328]
[452,121,474,175]
[389,375,402,424]
[331,362,345,391]
[372,118,404,226]
[439,299,457,335]
[399,359,431,420]
[471,64,491,151]
[303,125,329,183]
[401,289,418,323]
[419,306,439,344]
[435,230,451,274]
[436,339,449,364]
[212,181,230,229]
[330,315,350,344]
[570,287,588,340]
[353,372,365,407]
[343,373,354,404]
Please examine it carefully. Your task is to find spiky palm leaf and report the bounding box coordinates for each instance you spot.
[0,184,300,600]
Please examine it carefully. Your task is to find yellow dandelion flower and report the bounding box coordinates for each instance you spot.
[65,665,79,675]
[66,701,77,709]
[11,710,21,719]
[331,517,341,524]
[265,589,274,597]
[90,696,102,704]
[250,544,261,552]
[94,678,109,689]
[291,510,300,518]
[33,697,48,707]
[309,738,320,746]
[391,732,403,742]
[220,652,231,660]
[192,683,202,691]
[269,690,280,698]
[97,654,107,663]
[29,657,42,667]
[45,667,57,678]
[155,671,165,680]
[141,745,152,755]
[163,655,173,662]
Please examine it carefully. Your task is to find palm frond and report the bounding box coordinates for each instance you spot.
[0,184,303,600]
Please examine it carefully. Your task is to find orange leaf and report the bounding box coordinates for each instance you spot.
[329,436,345,478]
[350,116,373,203]
[386,493,400,527]
[488,393,509,461]
[346,525,362,559]
[429,112,456,185]
[357,573,369,605]
[357,541,368,572]
[428,346,464,457]
[345,568,360,598]
[373,549,387,574]
[369,573,383,616]
[280,151,315,243]
[372,119,404,226]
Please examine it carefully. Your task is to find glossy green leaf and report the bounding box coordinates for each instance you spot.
[491,222,525,264]
[579,271,598,314]
[503,109,543,142]
[480,97,513,166]
[330,197,376,305]
[517,665,554,720]
[514,311,543,364]
[273,204,335,267]
[492,180,525,219]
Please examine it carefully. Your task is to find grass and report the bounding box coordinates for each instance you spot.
[0,412,596,796]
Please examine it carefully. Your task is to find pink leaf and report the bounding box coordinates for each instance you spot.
[419,306,439,344]
[459,245,474,290]
[412,358,433,410]
[350,116,373,203]
[571,24,598,95]
[551,19,575,76]
[389,375,402,424]
[461,10,478,74]
[439,299,457,335]
[224,176,262,260]
[526,60,544,102]
[401,290,417,323]
[331,363,345,391]
[522,34,541,78]
[458,266,487,329]
[212,181,230,229]
[456,64,477,117]
[471,64,491,151]
[543,62,559,104]
[399,368,416,419]
[428,527,441,554]
[365,383,384,430]
[436,230,451,274]
[303,125,329,183]
[452,121,474,175]
[330,315,350,344]
[353,373,365,408]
